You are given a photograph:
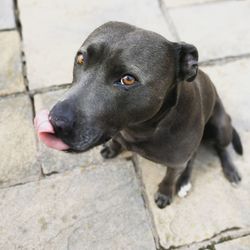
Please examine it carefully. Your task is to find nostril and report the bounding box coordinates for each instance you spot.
[50,116,74,135]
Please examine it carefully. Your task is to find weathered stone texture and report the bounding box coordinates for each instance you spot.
[0,31,25,96]
[19,0,173,89]
[0,162,156,250]
[0,94,40,187]
[215,235,250,250]
[168,1,250,61]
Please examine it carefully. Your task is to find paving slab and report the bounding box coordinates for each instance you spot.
[0,31,25,96]
[18,0,174,90]
[202,58,250,132]
[0,0,15,30]
[0,161,156,250]
[215,235,250,250]
[168,0,250,61]
[34,88,132,175]
[137,59,250,248]
[0,94,40,188]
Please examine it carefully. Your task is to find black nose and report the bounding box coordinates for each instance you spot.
[49,100,76,135]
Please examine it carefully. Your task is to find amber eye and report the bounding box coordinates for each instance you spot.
[76,54,84,65]
[121,75,136,85]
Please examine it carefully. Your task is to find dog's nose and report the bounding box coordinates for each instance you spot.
[49,100,76,134]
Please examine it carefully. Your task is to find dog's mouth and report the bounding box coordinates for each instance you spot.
[34,110,70,151]
[34,110,111,153]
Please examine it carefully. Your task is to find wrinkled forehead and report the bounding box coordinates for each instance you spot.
[83,26,172,56]
[78,27,175,76]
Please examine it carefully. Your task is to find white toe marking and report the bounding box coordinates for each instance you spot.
[178,182,192,198]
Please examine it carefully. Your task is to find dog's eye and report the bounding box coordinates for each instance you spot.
[121,75,136,86]
[76,54,84,65]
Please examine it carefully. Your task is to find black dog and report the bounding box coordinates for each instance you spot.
[49,22,243,208]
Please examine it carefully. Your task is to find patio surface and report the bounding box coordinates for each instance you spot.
[0,0,250,249]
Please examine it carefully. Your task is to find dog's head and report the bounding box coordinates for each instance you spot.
[47,21,198,152]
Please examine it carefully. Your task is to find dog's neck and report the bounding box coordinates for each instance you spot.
[144,83,178,125]
[121,83,179,142]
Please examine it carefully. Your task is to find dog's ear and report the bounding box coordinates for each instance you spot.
[174,42,199,82]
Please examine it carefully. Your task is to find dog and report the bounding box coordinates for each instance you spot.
[37,21,243,209]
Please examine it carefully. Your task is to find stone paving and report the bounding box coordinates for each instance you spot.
[0,30,24,95]
[0,0,250,249]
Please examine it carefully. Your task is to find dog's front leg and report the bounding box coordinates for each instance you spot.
[101,138,123,159]
[155,165,186,208]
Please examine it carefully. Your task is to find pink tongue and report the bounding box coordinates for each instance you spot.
[34,110,70,151]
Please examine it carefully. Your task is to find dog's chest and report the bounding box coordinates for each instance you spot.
[120,119,203,165]
[119,83,207,165]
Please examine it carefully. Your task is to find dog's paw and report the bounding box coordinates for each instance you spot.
[154,192,172,208]
[224,167,241,185]
[100,145,119,159]
[177,182,192,198]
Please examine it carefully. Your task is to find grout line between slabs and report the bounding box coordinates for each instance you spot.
[0,170,64,190]
[199,53,250,66]
[131,154,161,250]
[157,227,250,250]
[13,0,44,177]
[29,83,72,96]
[184,229,250,250]
[0,27,16,33]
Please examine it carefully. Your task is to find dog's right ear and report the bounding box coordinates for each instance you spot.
[173,42,199,83]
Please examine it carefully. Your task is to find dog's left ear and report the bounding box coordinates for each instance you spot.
[174,42,199,82]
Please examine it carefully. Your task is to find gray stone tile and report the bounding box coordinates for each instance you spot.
[0,94,40,187]
[0,161,156,250]
[215,235,250,250]
[201,59,250,132]
[168,1,250,61]
[0,0,15,30]
[34,88,131,174]
[136,59,250,248]
[18,0,173,90]
[0,31,25,96]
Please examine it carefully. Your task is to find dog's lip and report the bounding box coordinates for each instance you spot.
[34,110,70,151]
[64,134,112,154]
